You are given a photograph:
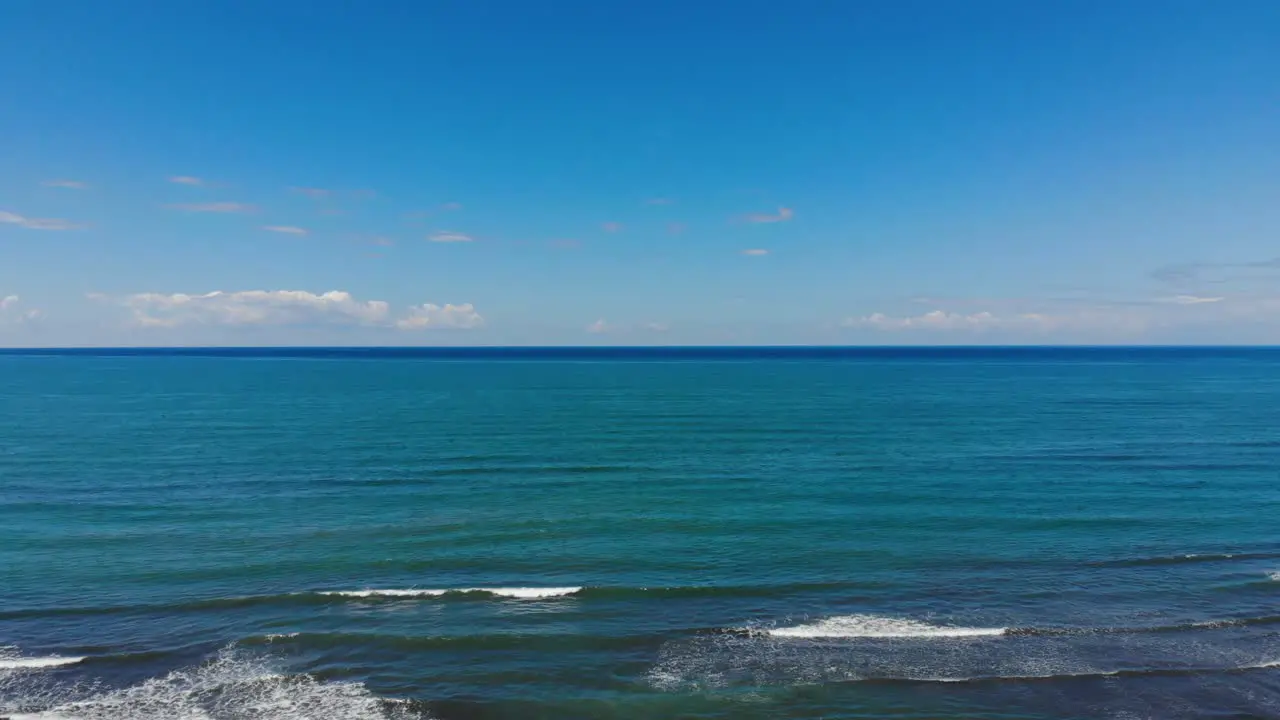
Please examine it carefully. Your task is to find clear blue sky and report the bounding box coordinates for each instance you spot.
[2,0,1277,346]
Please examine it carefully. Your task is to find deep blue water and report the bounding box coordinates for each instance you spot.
[2,347,1279,719]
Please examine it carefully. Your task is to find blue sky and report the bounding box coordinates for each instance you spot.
[2,0,1278,346]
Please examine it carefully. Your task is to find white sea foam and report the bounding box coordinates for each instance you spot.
[322,586,582,599]
[0,657,85,671]
[767,614,1007,639]
[1,647,419,720]
[1267,571,1279,582]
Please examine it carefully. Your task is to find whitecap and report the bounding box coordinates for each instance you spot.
[766,614,1006,639]
[1,647,420,720]
[321,586,581,599]
[0,658,85,671]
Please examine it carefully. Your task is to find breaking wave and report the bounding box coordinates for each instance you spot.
[0,648,85,671]
[0,647,421,720]
[648,613,1280,692]
[766,615,1006,638]
[320,586,582,599]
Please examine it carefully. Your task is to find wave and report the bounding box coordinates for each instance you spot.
[1268,571,1279,581]
[0,582,876,620]
[320,586,583,599]
[1087,551,1280,568]
[0,647,422,720]
[765,615,1006,639]
[0,658,85,671]
[648,614,1280,693]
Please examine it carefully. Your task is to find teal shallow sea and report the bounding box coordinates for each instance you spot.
[3,347,1280,719]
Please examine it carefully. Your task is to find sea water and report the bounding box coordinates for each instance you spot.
[2,347,1279,719]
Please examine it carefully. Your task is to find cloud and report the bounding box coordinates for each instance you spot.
[645,198,674,206]
[169,176,204,186]
[1163,295,1223,305]
[644,322,670,332]
[549,239,580,249]
[440,202,463,211]
[262,225,309,236]
[0,210,86,231]
[745,207,794,224]
[586,319,609,333]
[0,295,42,324]
[429,231,473,243]
[291,187,332,199]
[42,179,88,189]
[100,290,481,331]
[742,248,769,256]
[601,222,623,233]
[168,202,256,214]
[846,310,1013,331]
[667,222,687,235]
[367,237,395,247]
[394,303,484,329]
[1152,258,1280,286]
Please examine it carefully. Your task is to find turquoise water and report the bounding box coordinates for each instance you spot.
[2,348,1280,719]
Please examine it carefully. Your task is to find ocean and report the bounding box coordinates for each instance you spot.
[2,347,1279,719]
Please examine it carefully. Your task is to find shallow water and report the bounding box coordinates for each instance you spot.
[2,347,1279,719]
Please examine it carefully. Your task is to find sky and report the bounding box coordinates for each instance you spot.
[2,0,1278,346]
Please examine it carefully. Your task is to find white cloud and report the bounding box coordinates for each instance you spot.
[100,290,480,331]
[291,187,331,198]
[168,202,256,214]
[586,319,609,333]
[394,303,484,329]
[848,310,1012,331]
[1164,295,1223,305]
[0,295,41,324]
[644,322,670,332]
[742,248,769,256]
[440,202,463,211]
[0,210,85,231]
[262,225,309,236]
[169,176,204,185]
[601,222,623,233]
[429,231,473,243]
[745,207,794,223]
[42,179,88,189]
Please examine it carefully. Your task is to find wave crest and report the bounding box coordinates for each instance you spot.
[766,615,1006,639]
[0,647,420,720]
[321,586,582,599]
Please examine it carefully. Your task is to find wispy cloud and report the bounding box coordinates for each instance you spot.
[644,322,670,332]
[586,319,610,334]
[42,179,88,189]
[262,225,309,236]
[667,222,687,236]
[1162,295,1223,305]
[290,187,332,199]
[0,210,86,231]
[367,237,395,247]
[645,198,674,206]
[441,202,463,211]
[1151,257,1280,286]
[167,202,256,214]
[0,295,42,324]
[745,207,794,224]
[98,289,482,331]
[168,176,205,186]
[742,248,770,256]
[429,231,473,243]
[601,222,623,233]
